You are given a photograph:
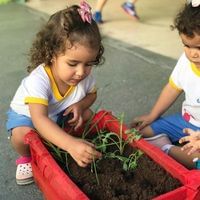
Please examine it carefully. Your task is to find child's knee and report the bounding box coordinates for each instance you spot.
[11,127,33,144]
[169,146,197,169]
[140,125,155,137]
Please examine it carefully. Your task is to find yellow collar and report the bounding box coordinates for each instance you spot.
[191,62,200,77]
[44,66,75,101]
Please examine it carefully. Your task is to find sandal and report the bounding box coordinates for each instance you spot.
[16,156,34,185]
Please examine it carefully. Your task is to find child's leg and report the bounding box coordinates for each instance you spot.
[93,0,108,23]
[141,113,200,168]
[95,0,108,12]
[11,126,34,156]
[6,109,35,185]
[121,0,139,19]
[10,126,35,185]
[139,125,155,137]
[149,113,196,143]
[169,146,199,169]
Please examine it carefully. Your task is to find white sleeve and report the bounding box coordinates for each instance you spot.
[169,53,187,90]
[23,73,50,105]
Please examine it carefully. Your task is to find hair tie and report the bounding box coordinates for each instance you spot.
[78,0,92,24]
[187,0,200,7]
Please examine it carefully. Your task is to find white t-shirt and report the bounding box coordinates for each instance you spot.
[169,53,200,127]
[10,64,96,122]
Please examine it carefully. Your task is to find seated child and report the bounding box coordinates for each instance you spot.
[131,0,200,169]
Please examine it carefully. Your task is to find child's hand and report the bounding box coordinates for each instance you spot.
[68,138,102,167]
[131,114,154,130]
[179,128,200,155]
[63,103,84,131]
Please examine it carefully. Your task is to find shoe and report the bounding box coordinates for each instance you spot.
[16,156,34,185]
[93,11,103,24]
[144,134,172,149]
[121,2,139,20]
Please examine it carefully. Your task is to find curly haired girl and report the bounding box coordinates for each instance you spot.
[6,1,103,185]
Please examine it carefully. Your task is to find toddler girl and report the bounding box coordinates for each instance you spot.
[6,1,103,185]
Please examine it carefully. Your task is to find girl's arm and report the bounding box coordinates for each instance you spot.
[29,103,101,167]
[66,92,97,113]
[64,92,97,129]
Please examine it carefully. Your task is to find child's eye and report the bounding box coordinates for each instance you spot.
[183,44,200,51]
[67,63,77,67]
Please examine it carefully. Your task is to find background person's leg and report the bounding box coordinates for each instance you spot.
[93,0,108,23]
[121,0,139,19]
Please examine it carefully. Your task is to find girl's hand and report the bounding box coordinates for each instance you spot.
[63,103,84,131]
[68,138,102,167]
[131,114,154,130]
[179,128,200,155]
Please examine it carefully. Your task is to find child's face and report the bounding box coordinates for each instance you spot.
[180,33,200,69]
[51,43,98,86]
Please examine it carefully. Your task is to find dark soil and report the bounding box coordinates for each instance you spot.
[45,126,181,200]
[59,145,181,200]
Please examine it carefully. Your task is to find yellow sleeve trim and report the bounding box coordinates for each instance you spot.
[169,77,182,91]
[24,97,48,105]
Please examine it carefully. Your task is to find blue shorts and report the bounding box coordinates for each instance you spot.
[6,109,34,136]
[6,108,67,136]
[150,113,200,143]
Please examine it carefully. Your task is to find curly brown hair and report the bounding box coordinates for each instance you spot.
[172,3,200,37]
[28,5,104,72]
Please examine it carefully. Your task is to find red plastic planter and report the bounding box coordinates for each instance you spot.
[24,110,200,200]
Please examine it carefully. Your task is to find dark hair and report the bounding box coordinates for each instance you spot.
[172,3,200,37]
[28,5,104,72]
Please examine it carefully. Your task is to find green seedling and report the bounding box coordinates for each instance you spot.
[91,157,100,185]
[125,128,142,141]
[122,150,143,171]
[43,111,143,185]
[43,140,64,163]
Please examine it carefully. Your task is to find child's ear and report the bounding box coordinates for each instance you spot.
[51,56,55,63]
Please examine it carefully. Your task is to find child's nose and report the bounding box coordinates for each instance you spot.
[76,65,85,77]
